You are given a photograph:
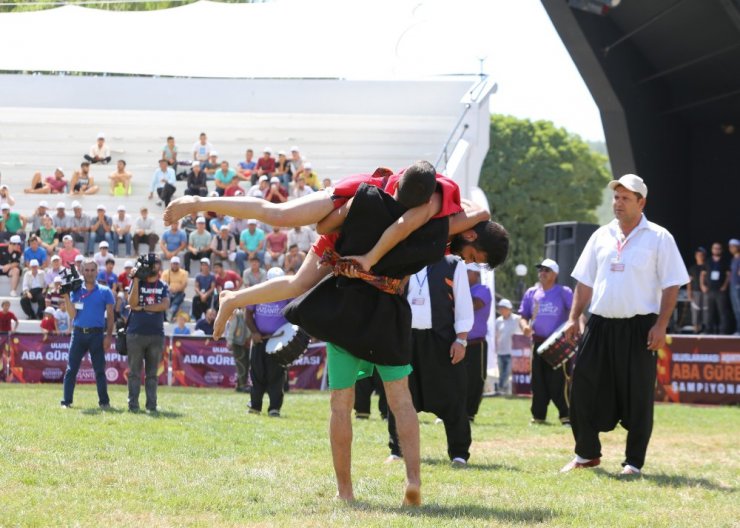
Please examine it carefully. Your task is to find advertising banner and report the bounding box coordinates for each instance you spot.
[171,336,236,388]
[511,334,533,395]
[288,343,327,390]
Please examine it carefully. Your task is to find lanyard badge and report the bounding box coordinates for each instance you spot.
[611,233,627,272]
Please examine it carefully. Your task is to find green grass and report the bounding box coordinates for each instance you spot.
[0,384,737,527]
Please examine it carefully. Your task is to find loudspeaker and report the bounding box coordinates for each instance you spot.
[544,222,598,289]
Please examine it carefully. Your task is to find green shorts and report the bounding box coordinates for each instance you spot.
[326,342,412,390]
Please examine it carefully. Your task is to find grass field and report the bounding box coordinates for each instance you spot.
[0,384,737,528]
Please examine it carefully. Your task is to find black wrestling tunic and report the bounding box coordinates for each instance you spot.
[283,183,449,365]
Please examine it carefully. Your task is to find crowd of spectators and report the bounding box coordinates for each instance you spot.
[1,132,329,331]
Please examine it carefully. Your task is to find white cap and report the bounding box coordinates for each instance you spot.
[497,298,513,309]
[39,200,49,208]
[96,204,106,211]
[170,256,181,264]
[466,262,480,272]
[71,200,81,209]
[56,201,66,209]
[536,258,560,275]
[247,218,257,225]
[44,307,56,315]
[200,257,210,264]
[53,275,63,282]
[258,175,269,183]
[278,150,286,156]
[270,176,280,184]
[51,255,60,261]
[191,160,200,167]
[56,167,64,174]
[62,234,73,242]
[96,132,105,139]
[607,174,648,198]
[124,260,134,268]
[219,224,230,231]
[117,205,126,212]
[290,145,300,152]
[29,259,39,267]
[267,267,285,280]
[223,281,235,290]
[0,204,9,210]
[74,254,84,262]
[263,146,272,153]
[196,216,206,224]
[304,162,312,170]
[99,241,109,248]
[210,151,218,157]
[9,235,21,244]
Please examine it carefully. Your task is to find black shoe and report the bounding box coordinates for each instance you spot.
[268,409,281,418]
[146,406,157,413]
[60,402,72,409]
[99,403,111,410]
[128,406,140,413]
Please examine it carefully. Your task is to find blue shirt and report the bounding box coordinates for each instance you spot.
[214,168,237,185]
[195,273,215,292]
[195,318,214,335]
[23,246,47,265]
[96,270,118,288]
[128,279,169,336]
[71,284,115,329]
[150,167,176,192]
[173,325,191,336]
[238,160,256,171]
[162,229,187,252]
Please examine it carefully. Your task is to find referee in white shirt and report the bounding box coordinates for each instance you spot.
[386,255,475,465]
[561,174,689,475]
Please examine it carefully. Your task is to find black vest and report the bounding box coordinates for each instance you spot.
[416,255,459,343]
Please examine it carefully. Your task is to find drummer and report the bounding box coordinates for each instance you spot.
[519,258,573,425]
[244,267,292,417]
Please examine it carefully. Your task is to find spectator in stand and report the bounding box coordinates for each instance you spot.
[1,235,22,296]
[133,207,159,256]
[0,204,26,243]
[97,258,118,291]
[302,162,319,191]
[192,132,213,166]
[192,258,215,320]
[58,235,80,268]
[0,185,16,208]
[702,242,731,334]
[87,205,112,255]
[210,224,237,269]
[173,312,191,336]
[321,177,332,191]
[118,260,134,292]
[283,244,305,274]
[111,205,133,257]
[213,161,242,197]
[209,214,229,235]
[256,147,275,178]
[21,259,47,319]
[287,225,317,254]
[288,146,304,183]
[237,148,257,184]
[223,179,246,197]
[184,162,208,197]
[39,216,58,254]
[162,256,188,320]
[195,308,217,335]
[180,212,198,237]
[40,307,58,338]
[213,261,242,293]
[229,217,250,241]
[264,226,287,268]
[84,133,111,164]
[464,262,492,418]
[236,219,265,273]
[23,235,48,269]
[686,247,708,333]
[74,254,84,269]
[162,136,179,168]
[183,216,212,273]
[27,200,49,234]
[246,267,291,417]
[265,176,288,204]
[69,162,99,195]
[160,222,188,260]
[224,283,250,392]
[0,300,19,334]
[45,255,64,283]
[203,152,220,179]
[52,202,71,241]
[150,159,177,207]
[247,175,269,198]
[55,300,71,334]
[93,241,112,269]
[45,276,64,310]
[243,256,266,287]
[275,151,290,186]
[290,175,314,200]
[730,239,740,335]
[69,201,90,250]
[24,168,68,194]
[109,160,132,196]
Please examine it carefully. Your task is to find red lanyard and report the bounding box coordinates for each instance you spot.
[79,286,97,301]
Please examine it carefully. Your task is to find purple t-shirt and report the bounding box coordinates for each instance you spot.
[468,283,492,340]
[248,299,291,335]
[519,284,573,339]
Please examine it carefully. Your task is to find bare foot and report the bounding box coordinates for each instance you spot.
[402,483,421,507]
[212,290,237,340]
[334,492,355,502]
[163,195,200,226]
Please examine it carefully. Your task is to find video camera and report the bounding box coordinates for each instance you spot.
[131,253,159,280]
[59,264,83,295]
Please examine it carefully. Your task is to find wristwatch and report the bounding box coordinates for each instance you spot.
[455,337,467,347]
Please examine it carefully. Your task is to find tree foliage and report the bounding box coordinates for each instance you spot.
[0,0,252,13]
[479,114,611,300]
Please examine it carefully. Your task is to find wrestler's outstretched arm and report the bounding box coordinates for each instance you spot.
[163,192,335,228]
[212,251,331,340]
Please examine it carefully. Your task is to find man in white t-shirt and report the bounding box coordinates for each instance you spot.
[192,132,213,164]
[84,133,111,164]
[112,205,133,257]
[560,174,689,476]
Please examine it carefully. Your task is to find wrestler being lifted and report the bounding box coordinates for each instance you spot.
[163,161,501,341]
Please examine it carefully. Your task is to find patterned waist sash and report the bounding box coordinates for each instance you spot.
[319,249,408,295]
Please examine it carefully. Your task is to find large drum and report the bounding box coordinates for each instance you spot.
[265,323,310,368]
[536,322,576,369]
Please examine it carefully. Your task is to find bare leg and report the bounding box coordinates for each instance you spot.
[384,378,421,507]
[212,251,330,339]
[330,387,355,501]
[83,185,99,195]
[163,192,335,227]
[24,172,49,194]
[10,267,20,293]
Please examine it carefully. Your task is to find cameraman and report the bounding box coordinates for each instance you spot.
[126,255,169,412]
[60,258,115,409]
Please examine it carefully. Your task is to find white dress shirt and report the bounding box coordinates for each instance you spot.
[571,214,689,318]
[408,259,474,334]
